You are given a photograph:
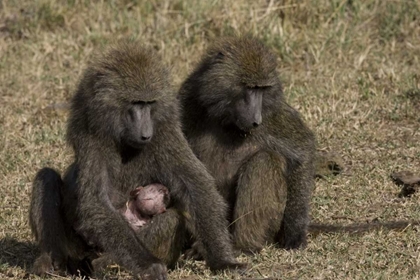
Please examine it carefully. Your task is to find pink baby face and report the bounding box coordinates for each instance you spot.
[130,183,170,216]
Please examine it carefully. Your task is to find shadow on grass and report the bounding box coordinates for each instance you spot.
[0,237,37,272]
[0,237,95,279]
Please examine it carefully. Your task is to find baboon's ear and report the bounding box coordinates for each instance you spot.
[210,52,225,65]
[159,187,169,195]
[130,186,143,198]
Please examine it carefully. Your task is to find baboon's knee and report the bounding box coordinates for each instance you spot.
[30,167,70,276]
[30,168,64,238]
[233,152,287,251]
[34,167,63,186]
[138,208,186,268]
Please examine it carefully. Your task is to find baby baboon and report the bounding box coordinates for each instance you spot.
[29,40,244,279]
[121,184,170,230]
[92,184,170,273]
[179,36,316,252]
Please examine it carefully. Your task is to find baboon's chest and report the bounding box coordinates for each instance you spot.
[112,156,157,200]
[192,134,258,202]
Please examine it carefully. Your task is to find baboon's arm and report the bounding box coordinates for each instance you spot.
[154,126,239,270]
[75,147,161,274]
[268,107,316,250]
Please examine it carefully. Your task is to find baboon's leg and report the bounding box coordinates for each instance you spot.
[91,208,185,273]
[233,152,287,253]
[29,168,68,275]
[136,208,186,269]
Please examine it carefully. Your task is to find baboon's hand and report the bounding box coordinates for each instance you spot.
[32,252,66,276]
[138,262,167,280]
[281,231,307,250]
[183,241,204,260]
[32,254,53,276]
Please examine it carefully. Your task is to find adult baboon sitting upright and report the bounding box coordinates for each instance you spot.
[179,36,316,253]
[29,40,244,279]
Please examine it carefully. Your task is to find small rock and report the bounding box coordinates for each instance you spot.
[315,151,345,179]
[390,170,420,197]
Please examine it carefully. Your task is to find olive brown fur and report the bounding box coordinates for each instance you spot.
[29,40,243,279]
[179,36,316,252]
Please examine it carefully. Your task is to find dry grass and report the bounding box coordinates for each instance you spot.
[1,0,419,279]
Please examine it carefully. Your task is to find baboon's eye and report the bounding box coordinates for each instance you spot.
[131,100,156,105]
[247,85,271,90]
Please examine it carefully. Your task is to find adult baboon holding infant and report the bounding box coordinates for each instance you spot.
[29,40,243,279]
[179,36,316,253]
